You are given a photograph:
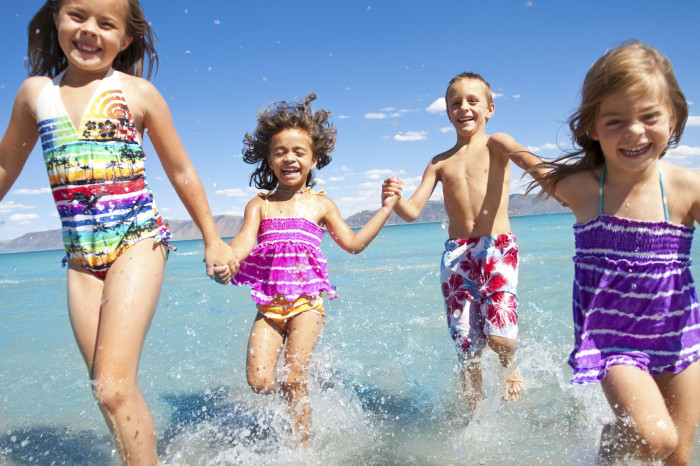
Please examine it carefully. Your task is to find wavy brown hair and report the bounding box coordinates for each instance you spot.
[27,0,158,79]
[243,94,336,191]
[531,40,687,197]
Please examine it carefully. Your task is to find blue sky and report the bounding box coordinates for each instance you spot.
[1,0,700,240]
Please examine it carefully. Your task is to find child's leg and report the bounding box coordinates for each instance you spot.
[68,240,166,466]
[600,364,679,463]
[459,351,483,412]
[246,314,285,393]
[486,334,522,403]
[656,360,700,465]
[280,311,324,448]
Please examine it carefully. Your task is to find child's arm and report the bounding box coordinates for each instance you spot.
[490,133,548,179]
[322,187,399,254]
[0,79,42,201]
[213,197,263,284]
[136,79,235,278]
[392,160,439,222]
[491,132,566,204]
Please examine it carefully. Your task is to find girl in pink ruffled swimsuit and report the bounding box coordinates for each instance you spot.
[214,94,401,448]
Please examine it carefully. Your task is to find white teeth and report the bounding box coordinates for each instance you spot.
[622,145,649,155]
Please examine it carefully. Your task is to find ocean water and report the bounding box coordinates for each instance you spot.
[1,213,699,465]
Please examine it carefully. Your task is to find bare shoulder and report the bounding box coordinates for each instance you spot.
[487,132,525,157]
[662,161,700,187]
[118,72,158,96]
[314,191,338,212]
[118,73,163,116]
[16,76,51,108]
[557,168,599,204]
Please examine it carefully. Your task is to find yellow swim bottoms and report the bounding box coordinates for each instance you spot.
[257,295,325,327]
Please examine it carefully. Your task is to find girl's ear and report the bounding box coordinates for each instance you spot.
[119,35,133,52]
[311,156,318,170]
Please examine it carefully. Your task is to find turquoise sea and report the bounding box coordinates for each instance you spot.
[1,213,699,465]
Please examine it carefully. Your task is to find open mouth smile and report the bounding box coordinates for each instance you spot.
[619,143,652,157]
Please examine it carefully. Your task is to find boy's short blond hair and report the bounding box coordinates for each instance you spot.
[445,72,494,106]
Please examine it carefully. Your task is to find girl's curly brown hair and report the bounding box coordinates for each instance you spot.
[27,0,158,79]
[243,94,336,191]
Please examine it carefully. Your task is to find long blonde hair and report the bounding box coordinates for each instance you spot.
[532,40,687,196]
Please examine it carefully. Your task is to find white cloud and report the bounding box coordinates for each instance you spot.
[426,98,445,114]
[364,112,388,119]
[337,114,351,119]
[315,177,327,185]
[665,145,700,167]
[394,131,427,142]
[215,188,249,197]
[340,165,351,172]
[513,94,521,100]
[526,143,558,152]
[11,187,51,195]
[328,176,345,182]
[686,115,700,127]
[0,200,35,213]
[440,127,454,133]
[668,145,700,156]
[492,92,504,99]
[380,107,396,112]
[9,213,38,224]
[364,169,395,180]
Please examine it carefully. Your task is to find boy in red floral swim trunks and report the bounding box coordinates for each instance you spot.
[384,72,550,410]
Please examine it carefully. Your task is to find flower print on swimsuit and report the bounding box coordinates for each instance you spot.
[460,251,509,299]
[54,0,134,76]
[591,84,675,176]
[487,293,518,330]
[442,273,470,318]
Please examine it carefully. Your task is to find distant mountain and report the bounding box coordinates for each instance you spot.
[344,194,568,227]
[0,194,568,253]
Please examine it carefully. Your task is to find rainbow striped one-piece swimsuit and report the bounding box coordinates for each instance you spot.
[35,68,171,277]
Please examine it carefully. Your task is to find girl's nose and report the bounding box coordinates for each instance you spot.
[80,18,99,35]
[625,121,644,136]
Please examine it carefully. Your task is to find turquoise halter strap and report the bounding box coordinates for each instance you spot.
[598,162,669,221]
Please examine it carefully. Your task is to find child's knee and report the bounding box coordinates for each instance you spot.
[486,335,517,363]
[91,376,134,414]
[642,428,679,461]
[247,368,276,394]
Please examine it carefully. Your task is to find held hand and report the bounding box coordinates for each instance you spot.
[203,238,237,279]
[382,176,403,207]
[212,264,234,284]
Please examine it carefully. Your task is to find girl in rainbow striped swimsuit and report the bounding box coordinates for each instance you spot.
[0,1,234,463]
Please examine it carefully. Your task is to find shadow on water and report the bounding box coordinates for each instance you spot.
[0,426,114,465]
[158,386,291,460]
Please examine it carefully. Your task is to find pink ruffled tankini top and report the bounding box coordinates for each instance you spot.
[232,192,338,305]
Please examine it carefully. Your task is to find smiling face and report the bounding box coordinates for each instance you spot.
[54,0,133,74]
[268,128,318,190]
[446,78,494,136]
[591,84,675,174]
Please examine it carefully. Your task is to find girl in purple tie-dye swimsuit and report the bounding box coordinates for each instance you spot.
[213,94,401,448]
[533,41,700,464]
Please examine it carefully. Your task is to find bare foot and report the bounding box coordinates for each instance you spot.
[503,366,523,402]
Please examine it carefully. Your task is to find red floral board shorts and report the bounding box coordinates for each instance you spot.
[440,233,519,359]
